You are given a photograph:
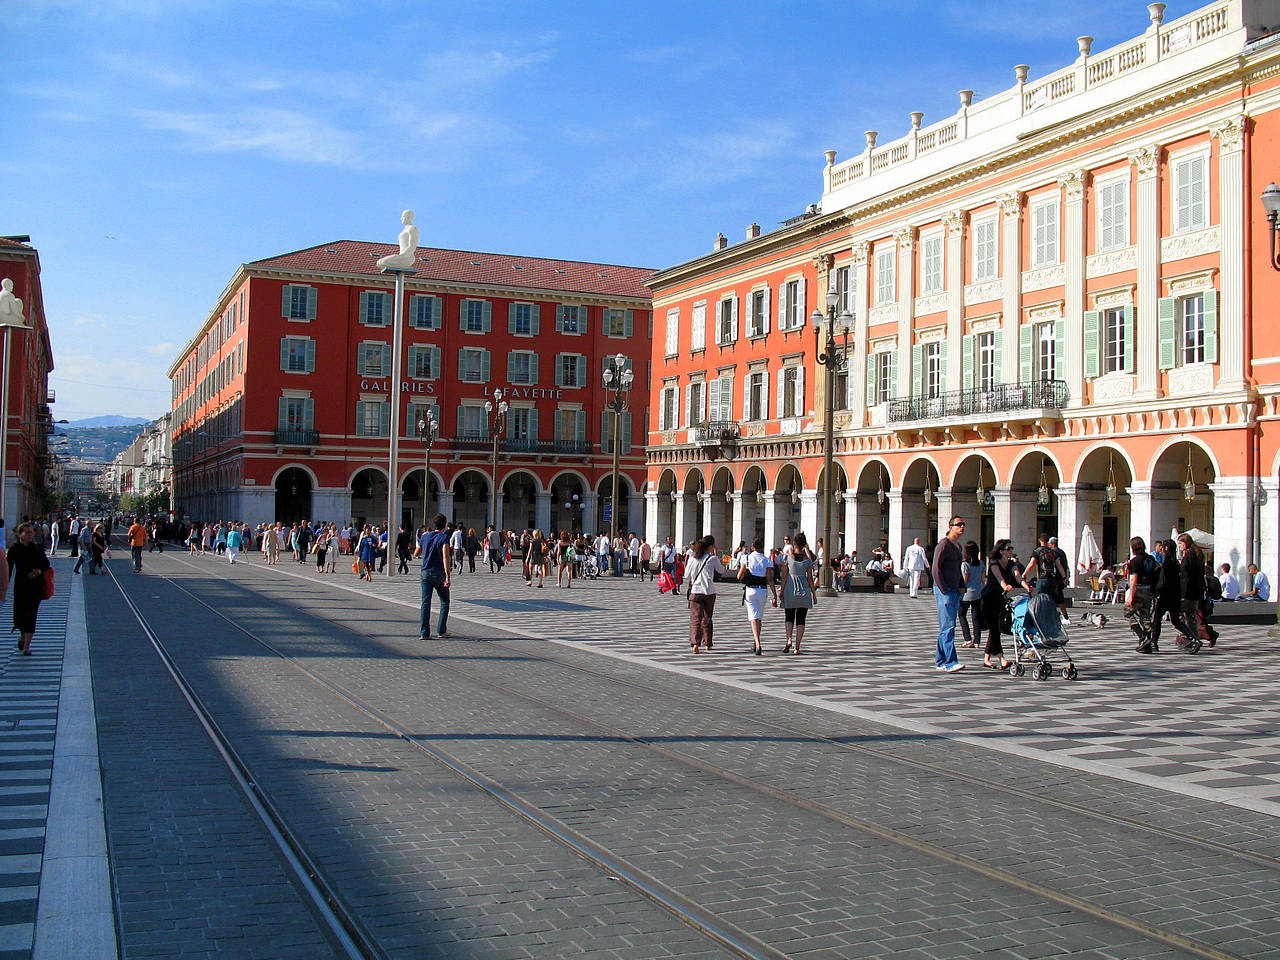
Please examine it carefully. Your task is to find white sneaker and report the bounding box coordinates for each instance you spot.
[945,663,966,673]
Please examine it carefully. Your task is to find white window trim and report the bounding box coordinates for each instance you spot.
[1093,171,1130,253]
[1169,145,1211,235]
[919,230,945,295]
[690,300,707,353]
[665,307,680,357]
[508,348,537,385]
[511,301,536,337]
[874,244,897,306]
[1030,196,1060,268]
[971,216,999,282]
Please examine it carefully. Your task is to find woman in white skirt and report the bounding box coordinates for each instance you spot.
[736,536,777,656]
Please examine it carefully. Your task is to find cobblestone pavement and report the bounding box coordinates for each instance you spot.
[205,552,1280,819]
[87,549,1280,958]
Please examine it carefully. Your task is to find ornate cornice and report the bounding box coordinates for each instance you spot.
[998,192,1023,218]
[894,227,916,252]
[941,209,966,233]
[849,241,870,266]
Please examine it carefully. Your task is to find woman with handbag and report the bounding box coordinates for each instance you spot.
[776,531,818,654]
[686,535,725,653]
[737,536,776,656]
[7,522,50,656]
[980,539,1020,670]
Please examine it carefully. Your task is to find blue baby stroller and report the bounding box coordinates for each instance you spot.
[1008,593,1079,681]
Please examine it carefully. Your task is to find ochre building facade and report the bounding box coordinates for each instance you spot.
[646,0,1280,581]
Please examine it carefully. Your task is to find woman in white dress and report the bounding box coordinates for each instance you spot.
[736,536,777,656]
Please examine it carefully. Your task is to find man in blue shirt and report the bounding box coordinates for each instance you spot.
[413,513,453,639]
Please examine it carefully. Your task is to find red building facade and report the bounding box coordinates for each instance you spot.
[168,241,653,534]
[0,237,56,529]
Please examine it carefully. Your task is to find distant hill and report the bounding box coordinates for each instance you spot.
[65,415,150,429]
[61,423,150,464]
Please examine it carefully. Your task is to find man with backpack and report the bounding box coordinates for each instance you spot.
[1022,532,1071,622]
[1124,537,1161,654]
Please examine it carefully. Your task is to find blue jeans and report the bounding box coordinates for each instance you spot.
[934,587,962,667]
[612,553,624,577]
[420,571,450,637]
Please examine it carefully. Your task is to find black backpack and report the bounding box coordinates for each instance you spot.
[1205,574,1223,601]
[1133,554,1161,589]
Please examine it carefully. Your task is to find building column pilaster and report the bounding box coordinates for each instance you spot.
[535,491,552,536]
[1209,477,1255,577]
[437,490,456,524]
[992,484,1014,543]
[582,492,599,535]
[944,211,965,392]
[887,489,906,573]
[895,229,916,399]
[1063,171,1086,403]
[849,242,871,422]
[729,492,745,551]
[1126,480,1156,553]
[933,486,954,546]
[841,491,859,559]
[1132,144,1161,399]
[644,491,660,546]
[999,192,1023,384]
[763,494,787,552]
[799,489,820,545]
[1212,115,1248,393]
[1258,478,1279,584]
[1054,482,1083,585]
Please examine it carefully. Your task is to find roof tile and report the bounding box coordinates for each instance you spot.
[249,240,654,300]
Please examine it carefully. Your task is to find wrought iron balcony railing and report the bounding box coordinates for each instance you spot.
[887,380,1068,423]
[451,436,594,456]
[273,429,319,445]
[691,420,741,444]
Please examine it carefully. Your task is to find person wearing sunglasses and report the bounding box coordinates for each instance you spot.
[932,516,968,673]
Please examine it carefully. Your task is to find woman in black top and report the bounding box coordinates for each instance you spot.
[1152,539,1197,652]
[90,523,108,574]
[8,523,50,656]
[980,539,1019,670]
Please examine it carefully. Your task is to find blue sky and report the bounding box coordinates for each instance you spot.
[5,0,1199,421]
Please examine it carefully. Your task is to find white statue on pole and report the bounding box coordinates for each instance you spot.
[377,210,419,271]
[0,278,24,325]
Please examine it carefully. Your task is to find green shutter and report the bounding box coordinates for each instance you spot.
[993,333,1002,384]
[1053,320,1065,381]
[303,398,314,431]
[576,355,586,388]
[459,300,468,331]
[279,337,290,371]
[457,348,466,379]
[530,304,540,336]
[938,342,948,388]
[1122,303,1135,373]
[506,350,517,381]
[624,309,634,337]
[430,345,440,378]
[304,339,315,373]
[529,354,538,384]
[962,334,974,391]
[508,303,517,335]
[865,353,877,405]
[456,404,466,436]
[480,350,490,382]
[527,409,538,441]
[555,304,565,333]
[889,351,899,400]
[281,285,291,318]
[575,409,586,441]
[1203,289,1218,364]
[306,287,317,320]
[621,412,632,453]
[911,344,923,398]
[1083,310,1100,378]
[601,410,611,454]
[1157,297,1177,369]
[1019,324,1033,384]
[278,396,288,429]
[378,402,389,437]
[481,301,492,333]
[358,291,370,324]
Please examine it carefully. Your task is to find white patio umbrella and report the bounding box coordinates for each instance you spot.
[1077,524,1103,575]
[1180,527,1214,547]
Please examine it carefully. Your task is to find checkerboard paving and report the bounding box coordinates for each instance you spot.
[0,565,68,960]
[184,553,1280,818]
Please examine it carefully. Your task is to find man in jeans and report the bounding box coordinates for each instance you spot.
[414,513,453,640]
[127,518,147,573]
[931,516,967,673]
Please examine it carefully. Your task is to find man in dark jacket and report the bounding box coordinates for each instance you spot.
[931,516,967,673]
[1124,537,1160,653]
[1177,534,1217,647]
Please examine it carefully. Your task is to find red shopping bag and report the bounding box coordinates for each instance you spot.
[657,570,676,594]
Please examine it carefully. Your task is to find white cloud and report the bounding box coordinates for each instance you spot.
[146,342,174,355]
[135,107,369,167]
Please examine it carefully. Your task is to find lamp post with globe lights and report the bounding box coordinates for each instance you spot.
[601,353,634,551]
[416,410,438,528]
[485,389,508,529]
[809,289,854,596]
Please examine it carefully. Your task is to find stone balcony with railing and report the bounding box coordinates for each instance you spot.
[450,435,593,457]
[690,420,741,460]
[886,380,1069,443]
[273,428,319,446]
[821,0,1255,213]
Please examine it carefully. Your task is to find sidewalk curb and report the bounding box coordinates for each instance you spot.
[34,564,117,960]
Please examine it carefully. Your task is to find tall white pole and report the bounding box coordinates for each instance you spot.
[384,268,409,577]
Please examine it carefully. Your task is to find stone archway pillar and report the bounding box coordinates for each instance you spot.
[1007,485,1038,548]
[582,492,599,535]
[1259,478,1279,586]
[628,489,644,537]
[887,489,905,571]
[1126,481,1155,552]
[1209,477,1254,576]
[992,485,1014,543]
[799,490,819,544]
[729,492,745,550]
[535,491,552,535]
[645,491,660,545]
[933,487,954,546]
[437,490,456,524]
[763,494,787,551]
[1054,482,1083,585]
[842,491,859,559]
[673,493,693,547]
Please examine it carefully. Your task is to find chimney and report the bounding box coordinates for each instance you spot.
[713,232,728,251]
[746,222,761,240]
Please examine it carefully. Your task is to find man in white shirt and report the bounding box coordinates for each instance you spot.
[902,537,929,598]
[1240,563,1270,601]
[69,516,81,558]
[1219,562,1240,600]
[449,525,464,572]
[628,533,640,576]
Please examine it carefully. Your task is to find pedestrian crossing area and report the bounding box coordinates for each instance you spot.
[0,563,68,960]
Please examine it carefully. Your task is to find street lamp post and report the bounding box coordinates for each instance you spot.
[810,290,854,597]
[485,389,508,529]
[416,410,438,528]
[1260,183,1280,633]
[601,353,634,556]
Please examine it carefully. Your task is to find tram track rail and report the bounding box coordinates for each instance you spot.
[128,554,1280,960]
